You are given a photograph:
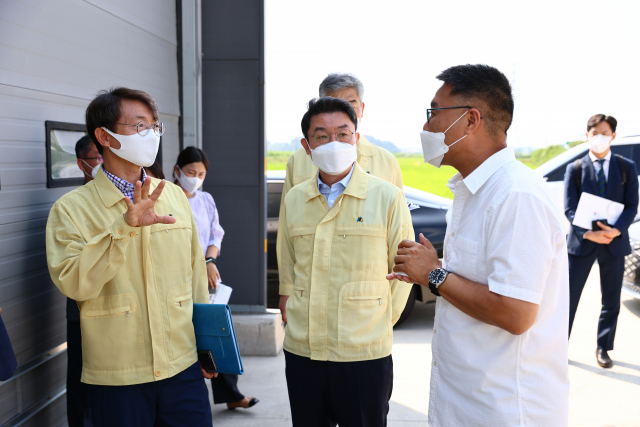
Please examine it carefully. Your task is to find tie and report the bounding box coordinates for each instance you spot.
[596,159,606,196]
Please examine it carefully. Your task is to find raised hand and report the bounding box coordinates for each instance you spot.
[123,178,176,228]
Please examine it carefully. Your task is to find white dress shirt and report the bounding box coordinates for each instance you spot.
[429,147,570,427]
[589,149,611,182]
[317,164,354,209]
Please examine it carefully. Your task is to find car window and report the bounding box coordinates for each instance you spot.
[611,144,634,163]
[545,152,588,182]
[267,182,283,218]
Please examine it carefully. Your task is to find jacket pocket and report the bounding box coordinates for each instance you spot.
[289,228,315,269]
[338,281,391,348]
[285,278,309,344]
[150,221,194,287]
[167,283,196,362]
[336,226,388,279]
[80,293,145,371]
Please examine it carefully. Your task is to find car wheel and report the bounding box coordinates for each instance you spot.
[394,284,418,327]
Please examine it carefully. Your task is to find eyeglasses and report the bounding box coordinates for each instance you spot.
[426,106,472,124]
[312,129,355,145]
[115,121,165,136]
[82,156,103,163]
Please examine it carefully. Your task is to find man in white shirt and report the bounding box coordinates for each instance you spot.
[388,64,570,426]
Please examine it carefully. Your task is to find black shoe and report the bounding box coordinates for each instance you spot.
[596,348,612,368]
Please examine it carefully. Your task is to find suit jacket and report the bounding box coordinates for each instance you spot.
[564,153,639,257]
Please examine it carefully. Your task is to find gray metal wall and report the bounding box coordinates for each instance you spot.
[0,0,182,424]
[201,0,266,310]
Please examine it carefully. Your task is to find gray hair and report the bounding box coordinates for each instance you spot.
[319,73,364,101]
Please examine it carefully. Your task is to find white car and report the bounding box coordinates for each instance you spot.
[536,134,640,232]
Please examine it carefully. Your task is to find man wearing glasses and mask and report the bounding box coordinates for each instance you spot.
[46,87,214,427]
[389,65,570,426]
[277,97,413,426]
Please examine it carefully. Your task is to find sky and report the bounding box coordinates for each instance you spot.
[265,0,640,151]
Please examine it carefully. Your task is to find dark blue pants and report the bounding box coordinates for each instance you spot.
[86,362,211,427]
[284,350,393,427]
[211,373,244,404]
[67,319,92,427]
[568,245,625,350]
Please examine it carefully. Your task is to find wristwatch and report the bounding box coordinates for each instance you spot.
[428,268,449,296]
[205,257,217,265]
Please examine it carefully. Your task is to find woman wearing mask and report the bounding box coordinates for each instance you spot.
[174,147,259,410]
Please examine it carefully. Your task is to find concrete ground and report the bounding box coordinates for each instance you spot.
[208,264,640,426]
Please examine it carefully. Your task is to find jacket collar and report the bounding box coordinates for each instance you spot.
[94,167,125,208]
[304,162,369,202]
[357,136,376,157]
[94,167,161,208]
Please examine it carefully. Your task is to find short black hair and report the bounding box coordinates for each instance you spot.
[75,134,95,159]
[587,114,617,133]
[176,146,210,170]
[301,97,358,141]
[436,64,514,136]
[85,87,159,154]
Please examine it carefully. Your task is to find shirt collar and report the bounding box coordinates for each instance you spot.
[451,147,516,195]
[305,162,368,202]
[95,166,148,208]
[589,150,611,163]
[317,164,355,191]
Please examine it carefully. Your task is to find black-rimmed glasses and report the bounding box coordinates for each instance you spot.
[115,121,165,136]
[426,106,472,124]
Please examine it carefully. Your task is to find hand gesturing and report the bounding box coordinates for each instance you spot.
[123,178,177,227]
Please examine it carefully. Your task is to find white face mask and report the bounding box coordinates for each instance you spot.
[306,139,358,175]
[81,159,101,179]
[102,127,160,167]
[175,166,204,193]
[420,110,469,168]
[589,134,612,154]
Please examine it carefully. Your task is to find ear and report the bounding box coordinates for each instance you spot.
[174,165,181,178]
[355,132,360,145]
[77,158,86,172]
[95,128,120,150]
[585,132,590,141]
[360,102,365,118]
[301,138,311,156]
[465,108,482,135]
[611,132,617,143]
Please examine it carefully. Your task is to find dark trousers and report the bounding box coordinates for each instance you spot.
[569,245,625,350]
[284,350,393,427]
[211,373,244,404]
[86,362,211,427]
[67,319,92,427]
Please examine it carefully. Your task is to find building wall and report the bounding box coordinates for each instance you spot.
[0,0,181,424]
[201,0,266,309]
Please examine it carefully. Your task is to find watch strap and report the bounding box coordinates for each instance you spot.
[205,257,216,264]
[428,281,441,297]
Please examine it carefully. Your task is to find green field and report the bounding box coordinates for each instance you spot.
[268,151,457,199]
[268,142,576,199]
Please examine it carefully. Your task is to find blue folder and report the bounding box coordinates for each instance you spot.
[192,304,244,375]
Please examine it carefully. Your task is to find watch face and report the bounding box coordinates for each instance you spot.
[429,268,447,285]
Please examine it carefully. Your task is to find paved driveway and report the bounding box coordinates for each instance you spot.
[209,264,640,426]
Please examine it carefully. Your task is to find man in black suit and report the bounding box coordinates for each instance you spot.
[565,114,639,368]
